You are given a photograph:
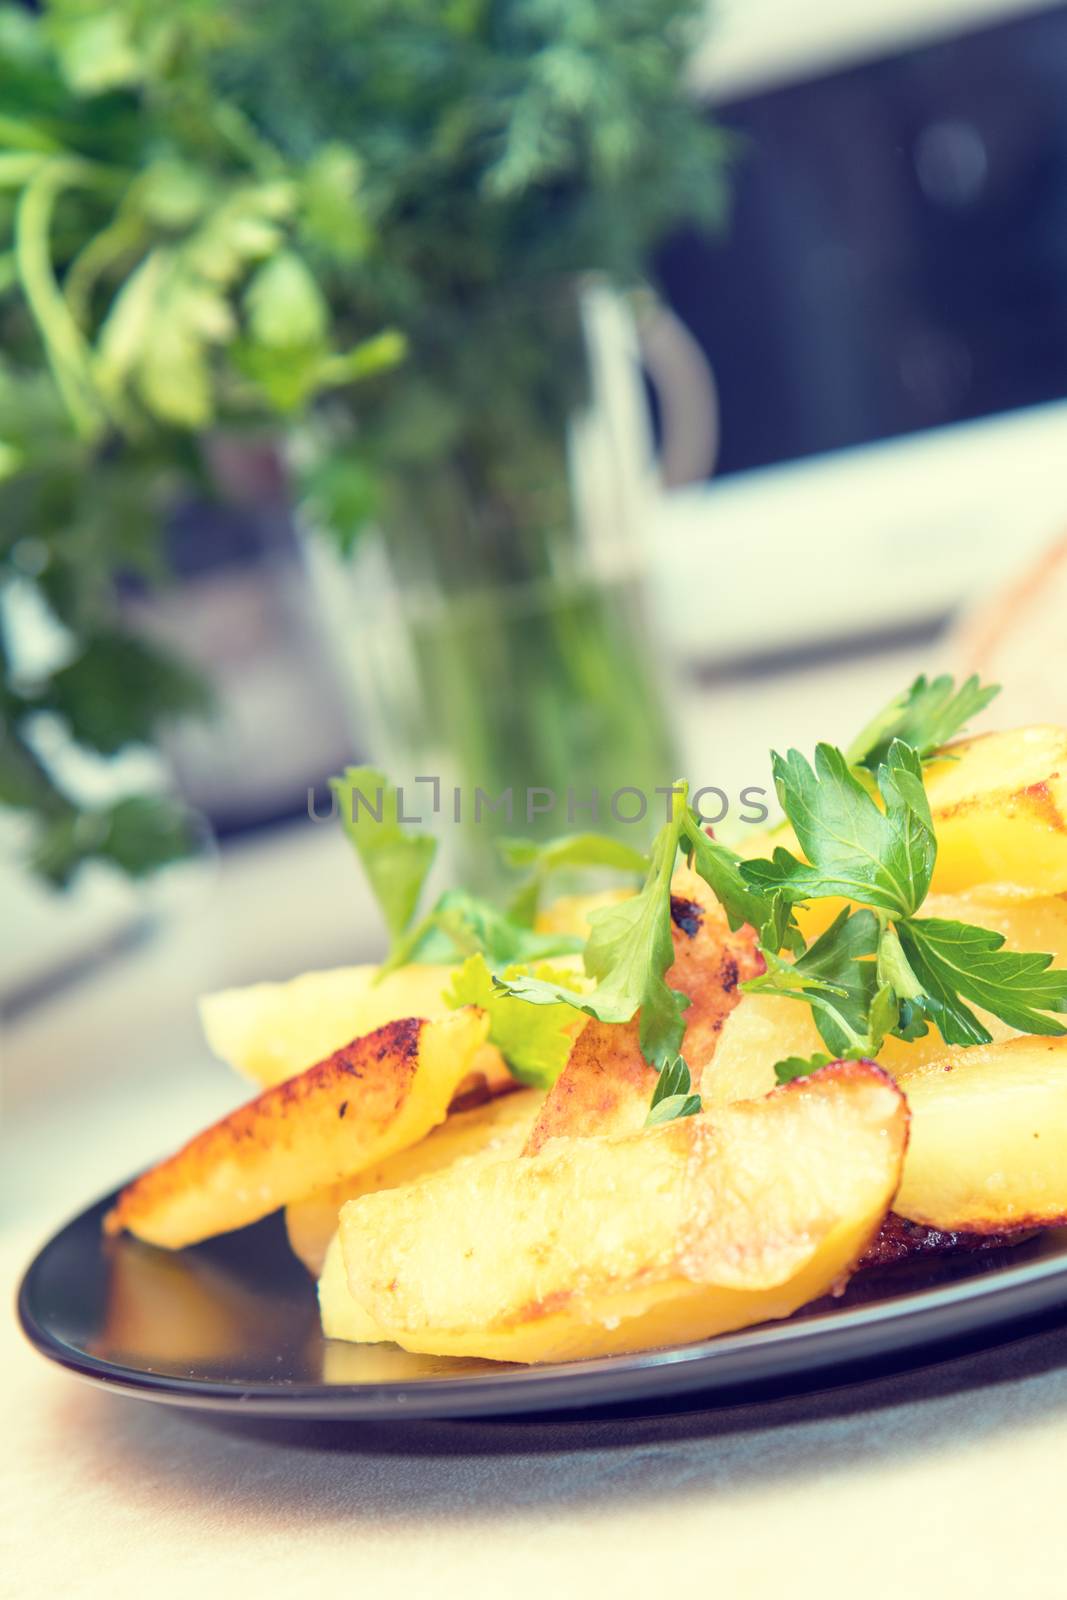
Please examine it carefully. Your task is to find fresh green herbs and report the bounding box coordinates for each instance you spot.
[682,809,801,953]
[336,672,1067,1117]
[741,741,935,917]
[847,673,999,772]
[494,787,796,1073]
[444,954,580,1089]
[773,1052,834,1086]
[382,890,583,976]
[896,919,1067,1044]
[644,1056,702,1126]
[500,833,649,925]
[496,790,694,1068]
[740,679,1067,1078]
[745,908,897,1062]
[333,766,582,976]
[331,767,437,949]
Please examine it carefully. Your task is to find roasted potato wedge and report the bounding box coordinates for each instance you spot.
[924,726,1067,896]
[287,1086,544,1275]
[701,992,1012,1108]
[522,1017,653,1153]
[200,963,457,1086]
[666,865,766,1064]
[893,1035,1067,1232]
[319,1232,388,1344]
[104,1010,488,1248]
[703,891,1067,1107]
[337,1061,907,1363]
[523,867,763,1151]
[200,962,514,1107]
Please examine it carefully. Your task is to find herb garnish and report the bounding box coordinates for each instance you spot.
[499,833,649,925]
[741,720,1067,1078]
[846,672,999,772]
[331,767,437,949]
[496,789,695,1068]
[444,954,580,1088]
[644,1056,701,1126]
[338,674,1067,1117]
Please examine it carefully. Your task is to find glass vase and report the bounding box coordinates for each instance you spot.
[310,280,684,893]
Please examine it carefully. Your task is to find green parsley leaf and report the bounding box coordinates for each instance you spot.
[444,953,579,1087]
[383,888,584,976]
[875,739,937,911]
[848,673,999,772]
[495,787,693,1069]
[744,907,895,1058]
[773,1051,833,1085]
[499,832,648,925]
[644,1054,702,1126]
[741,741,933,917]
[680,809,800,954]
[897,918,1067,1045]
[331,766,436,947]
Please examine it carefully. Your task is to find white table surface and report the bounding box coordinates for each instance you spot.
[7,644,1067,1598]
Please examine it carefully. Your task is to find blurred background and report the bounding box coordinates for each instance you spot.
[6,0,1067,1147]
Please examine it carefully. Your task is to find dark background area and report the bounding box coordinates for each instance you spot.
[657,4,1067,477]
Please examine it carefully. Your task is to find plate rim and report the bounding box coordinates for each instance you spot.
[18,1188,1067,1419]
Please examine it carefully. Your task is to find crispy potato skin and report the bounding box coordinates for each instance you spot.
[522,1017,654,1154]
[523,868,763,1152]
[667,866,766,1064]
[338,1060,907,1363]
[199,964,457,1087]
[287,1086,545,1276]
[104,1010,488,1249]
[858,1212,1033,1271]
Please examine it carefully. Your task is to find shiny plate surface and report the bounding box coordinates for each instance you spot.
[18,1191,1067,1418]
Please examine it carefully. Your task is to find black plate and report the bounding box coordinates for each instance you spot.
[18,1189,1067,1419]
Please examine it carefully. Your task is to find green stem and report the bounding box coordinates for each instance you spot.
[14,159,110,439]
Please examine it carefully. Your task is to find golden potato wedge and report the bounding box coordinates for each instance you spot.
[703,891,1067,1108]
[701,991,1010,1109]
[318,1232,388,1344]
[523,868,764,1152]
[667,864,766,1064]
[104,1009,488,1248]
[199,963,457,1086]
[287,1086,544,1275]
[522,1018,653,1153]
[924,726,1067,896]
[893,1035,1067,1232]
[338,1061,908,1363]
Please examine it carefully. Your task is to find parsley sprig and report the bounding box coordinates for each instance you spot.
[494,785,800,1119]
[742,741,935,917]
[741,689,1067,1077]
[497,671,1067,1111]
[846,672,999,772]
[645,1056,701,1126]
